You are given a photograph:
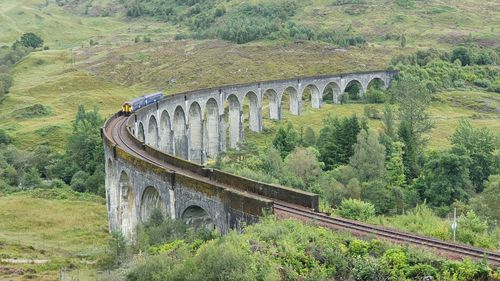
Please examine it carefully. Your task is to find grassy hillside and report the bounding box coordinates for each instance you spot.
[0,189,108,280]
[0,0,498,279]
[0,0,498,151]
[246,90,500,150]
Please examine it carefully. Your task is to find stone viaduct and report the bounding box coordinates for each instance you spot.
[103,70,398,240]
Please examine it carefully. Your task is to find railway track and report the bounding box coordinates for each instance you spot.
[105,114,500,267]
[274,202,500,266]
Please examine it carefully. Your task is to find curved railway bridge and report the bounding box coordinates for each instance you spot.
[102,70,499,266]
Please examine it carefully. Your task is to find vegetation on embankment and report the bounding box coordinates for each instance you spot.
[106,212,500,281]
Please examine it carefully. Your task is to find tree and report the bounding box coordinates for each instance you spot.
[338,198,375,221]
[450,120,499,192]
[0,73,13,93]
[272,122,300,158]
[451,46,471,66]
[361,180,403,215]
[21,167,42,189]
[414,151,473,207]
[284,147,322,187]
[67,105,104,174]
[302,127,316,147]
[20,32,44,49]
[382,104,396,139]
[391,76,434,180]
[471,175,500,222]
[385,141,406,187]
[349,129,386,182]
[317,115,367,170]
[260,147,283,178]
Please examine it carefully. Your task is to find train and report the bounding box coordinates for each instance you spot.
[121,92,164,116]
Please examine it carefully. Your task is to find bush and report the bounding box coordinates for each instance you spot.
[363,105,382,119]
[20,32,44,49]
[473,79,491,88]
[97,231,127,270]
[0,129,10,144]
[337,198,375,221]
[365,89,387,103]
[351,256,388,281]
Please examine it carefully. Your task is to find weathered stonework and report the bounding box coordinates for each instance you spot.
[104,70,397,241]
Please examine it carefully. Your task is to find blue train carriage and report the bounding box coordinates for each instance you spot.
[121,92,164,115]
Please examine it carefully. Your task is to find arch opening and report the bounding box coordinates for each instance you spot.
[181,205,215,231]
[140,186,163,222]
[243,91,259,132]
[160,110,172,153]
[173,106,188,159]
[262,89,279,121]
[344,80,363,101]
[118,171,135,240]
[224,94,241,149]
[303,84,321,109]
[322,82,341,104]
[137,122,145,142]
[147,115,159,148]
[205,98,219,158]
[367,77,385,91]
[281,86,299,116]
[189,102,203,163]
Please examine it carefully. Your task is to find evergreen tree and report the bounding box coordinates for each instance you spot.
[317,115,367,170]
[349,129,386,182]
[302,127,316,147]
[385,141,406,187]
[272,122,300,158]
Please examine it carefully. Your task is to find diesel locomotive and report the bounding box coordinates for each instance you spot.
[121,92,164,116]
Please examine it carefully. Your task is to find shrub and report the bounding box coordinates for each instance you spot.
[337,198,375,221]
[20,32,44,49]
[0,129,10,144]
[473,79,491,88]
[97,231,127,270]
[365,89,387,103]
[351,256,388,281]
[363,105,382,119]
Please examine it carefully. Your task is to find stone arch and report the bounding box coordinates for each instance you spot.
[181,205,215,230]
[263,89,279,120]
[281,86,299,116]
[224,94,241,149]
[243,91,259,132]
[147,115,159,148]
[367,77,386,91]
[118,171,136,240]
[322,82,342,104]
[189,102,203,163]
[137,122,145,142]
[344,79,364,100]
[205,98,219,158]
[140,186,163,222]
[303,84,321,109]
[160,110,172,153]
[173,106,188,159]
